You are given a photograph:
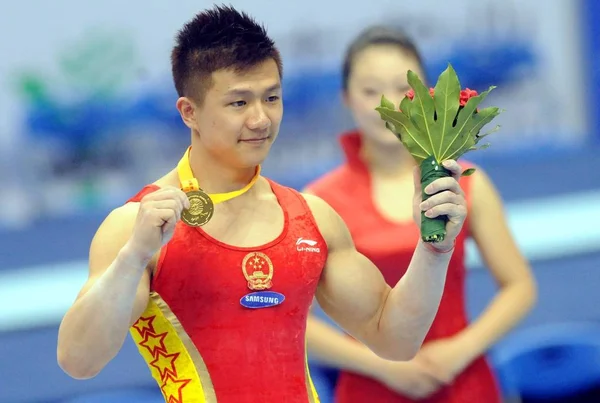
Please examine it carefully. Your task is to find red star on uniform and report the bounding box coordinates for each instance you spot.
[160,374,191,403]
[150,350,180,381]
[132,315,156,337]
[139,331,168,357]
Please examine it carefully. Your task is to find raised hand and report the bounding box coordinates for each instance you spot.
[413,159,467,252]
[127,186,190,262]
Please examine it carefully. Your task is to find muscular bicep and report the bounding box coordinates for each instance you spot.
[80,203,152,325]
[316,247,391,342]
[303,193,390,342]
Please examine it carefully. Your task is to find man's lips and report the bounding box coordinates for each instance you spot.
[240,136,269,142]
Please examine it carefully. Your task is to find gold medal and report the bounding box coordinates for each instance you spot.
[181,189,214,227]
[176,146,261,227]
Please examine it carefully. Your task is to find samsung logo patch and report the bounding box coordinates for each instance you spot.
[240,291,285,309]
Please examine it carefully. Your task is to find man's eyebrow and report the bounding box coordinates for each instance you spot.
[224,83,282,97]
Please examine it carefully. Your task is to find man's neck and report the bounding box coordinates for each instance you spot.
[187,146,257,194]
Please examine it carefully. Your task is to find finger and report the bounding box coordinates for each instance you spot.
[144,199,184,217]
[441,160,463,180]
[426,371,452,386]
[420,191,462,212]
[167,187,196,210]
[140,208,182,229]
[420,363,453,385]
[413,166,422,195]
[145,187,184,201]
[162,186,191,209]
[162,216,179,235]
[141,187,190,210]
[179,190,191,210]
[143,186,191,209]
[140,192,170,206]
[415,362,451,387]
[424,177,463,197]
[412,376,443,399]
[155,209,179,229]
[423,203,467,220]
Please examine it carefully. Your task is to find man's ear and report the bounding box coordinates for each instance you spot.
[176,96,197,129]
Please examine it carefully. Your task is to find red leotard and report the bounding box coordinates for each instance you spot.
[127,179,326,403]
[306,132,501,403]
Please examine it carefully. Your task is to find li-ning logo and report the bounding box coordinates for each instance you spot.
[296,237,320,253]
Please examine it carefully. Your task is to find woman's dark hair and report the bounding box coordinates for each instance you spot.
[342,25,425,90]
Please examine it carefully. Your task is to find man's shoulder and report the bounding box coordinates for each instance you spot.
[261,176,328,212]
[299,192,329,212]
[298,192,346,245]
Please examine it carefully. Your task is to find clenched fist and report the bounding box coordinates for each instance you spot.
[127,186,190,262]
[412,159,467,252]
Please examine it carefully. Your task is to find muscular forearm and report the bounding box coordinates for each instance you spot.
[375,241,451,360]
[307,314,382,377]
[57,245,148,379]
[456,279,536,360]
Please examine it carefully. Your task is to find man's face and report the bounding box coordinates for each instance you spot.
[181,58,283,168]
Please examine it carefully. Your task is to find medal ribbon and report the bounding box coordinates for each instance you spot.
[177,146,261,203]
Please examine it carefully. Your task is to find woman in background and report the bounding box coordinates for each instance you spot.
[305,26,537,403]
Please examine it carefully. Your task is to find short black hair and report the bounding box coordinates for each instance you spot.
[342,25,425,91]
[171,4,283,102]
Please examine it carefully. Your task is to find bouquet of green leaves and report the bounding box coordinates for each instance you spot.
[376,64,502,243]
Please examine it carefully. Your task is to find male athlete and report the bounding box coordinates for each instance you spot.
[57,6,468,403]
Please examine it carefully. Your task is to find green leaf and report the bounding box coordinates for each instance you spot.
[407,70,437,158]
[476,124,502,141]
[433,64,461,158]
[446,106,501,160]
[461,167,476,177]
[439,86,498,160]
[375,106,431,162]
[385,121,397,135]
[377,63,502,166]
[399,96,412,116]
[380,94,396,110]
